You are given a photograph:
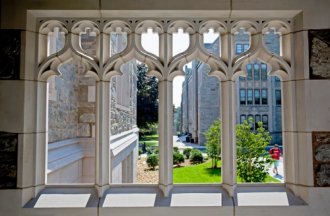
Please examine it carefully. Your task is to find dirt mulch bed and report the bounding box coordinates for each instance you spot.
[137,158,192,183]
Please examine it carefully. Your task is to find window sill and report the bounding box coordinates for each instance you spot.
[24,184,306,209]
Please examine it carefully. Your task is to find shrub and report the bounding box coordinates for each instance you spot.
[183,148,192,159]
[173,146,179,152]
[189,149,203,164]
[173,151,185,166]
[146,154,159,170]
[138,148,143,156]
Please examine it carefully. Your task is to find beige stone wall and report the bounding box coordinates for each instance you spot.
[48,63,79,143]
[48,62,96,143]
[110,61,137,135]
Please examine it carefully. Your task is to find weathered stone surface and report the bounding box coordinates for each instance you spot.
[48,62,79,143]
[0,132,17,189]
[313,132,330,187]
[309,29,330,79]
[0,30,21,80]
[315,144,330,162]
[110,60,137,135]
[316,164,330,187]
[78,123,91,137]
[79,113,95,123]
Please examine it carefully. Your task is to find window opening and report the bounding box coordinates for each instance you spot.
[110,32,127,57]
[240,89,246,105]
[175,58,221,183]
[172,28,189,56]
[47,59,96,184]
[247,89,253,105]
[203,28,220,56]
[261,89,268,105]
[254,89,260,105]
[141,28,159,56]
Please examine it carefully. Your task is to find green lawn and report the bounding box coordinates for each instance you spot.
[142,140,158,147]
[140,134,159,141]
[140,134,159,147]
[174,160,222,183]
[173,160,280,183]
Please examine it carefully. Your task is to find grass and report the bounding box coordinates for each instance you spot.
[142,141,158,147]
[173,160,280,183]
[140,134,159,147]
[140,134,159,141]
[174,160,222,183]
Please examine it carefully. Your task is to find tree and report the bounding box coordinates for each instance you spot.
[205,120,221,168]
[236,118,273,182]
[136,63,159,132]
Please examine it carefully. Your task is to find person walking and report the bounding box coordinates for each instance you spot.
[269,144,282,175]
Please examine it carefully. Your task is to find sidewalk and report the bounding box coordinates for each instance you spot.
[268,157,284,183]
[173,135,206,151]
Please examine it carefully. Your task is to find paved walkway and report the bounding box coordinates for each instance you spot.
[172,135,284,183]
[173,135,206,150]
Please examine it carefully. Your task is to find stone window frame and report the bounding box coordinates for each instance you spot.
[26,12,297,200]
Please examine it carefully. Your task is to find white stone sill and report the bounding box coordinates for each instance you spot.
[24,184,306,209]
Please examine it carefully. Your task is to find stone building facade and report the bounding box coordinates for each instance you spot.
[235,29,283,145]
[181,30,282,145]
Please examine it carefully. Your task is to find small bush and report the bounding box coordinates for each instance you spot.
[146,147,153,155]
[173,152,185,166]
[146,154,159,170]
[173,146,179,152]
[183,148,192,159]
[189,149,204,164]
[138,148,143,155]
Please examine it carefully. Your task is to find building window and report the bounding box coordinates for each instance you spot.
[275,90,281,105]
[261,89,268,105]
[275,76,281,82]
[261,64,267,80]
[255,114,261,129]
[248,114,254,130]
[240,89,246,105]
[254,89,260,105]
[262,115,268,130]
[236,43,249,54]
[239,76,246,81]
[247,64,253,80]
[253,64,260,80]
[247,89,253,105]
[240,114,247,124]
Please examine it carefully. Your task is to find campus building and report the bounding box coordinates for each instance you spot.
[181,31,282,145]
[0,1,329,216]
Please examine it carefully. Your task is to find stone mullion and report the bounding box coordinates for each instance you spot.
[95,81,110,197]
[221,80,237,197]
[158,79,173,197]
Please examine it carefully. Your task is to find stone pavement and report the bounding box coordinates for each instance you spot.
[173,135,206,150]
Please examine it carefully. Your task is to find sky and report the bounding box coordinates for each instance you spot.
[141,29,219,107]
